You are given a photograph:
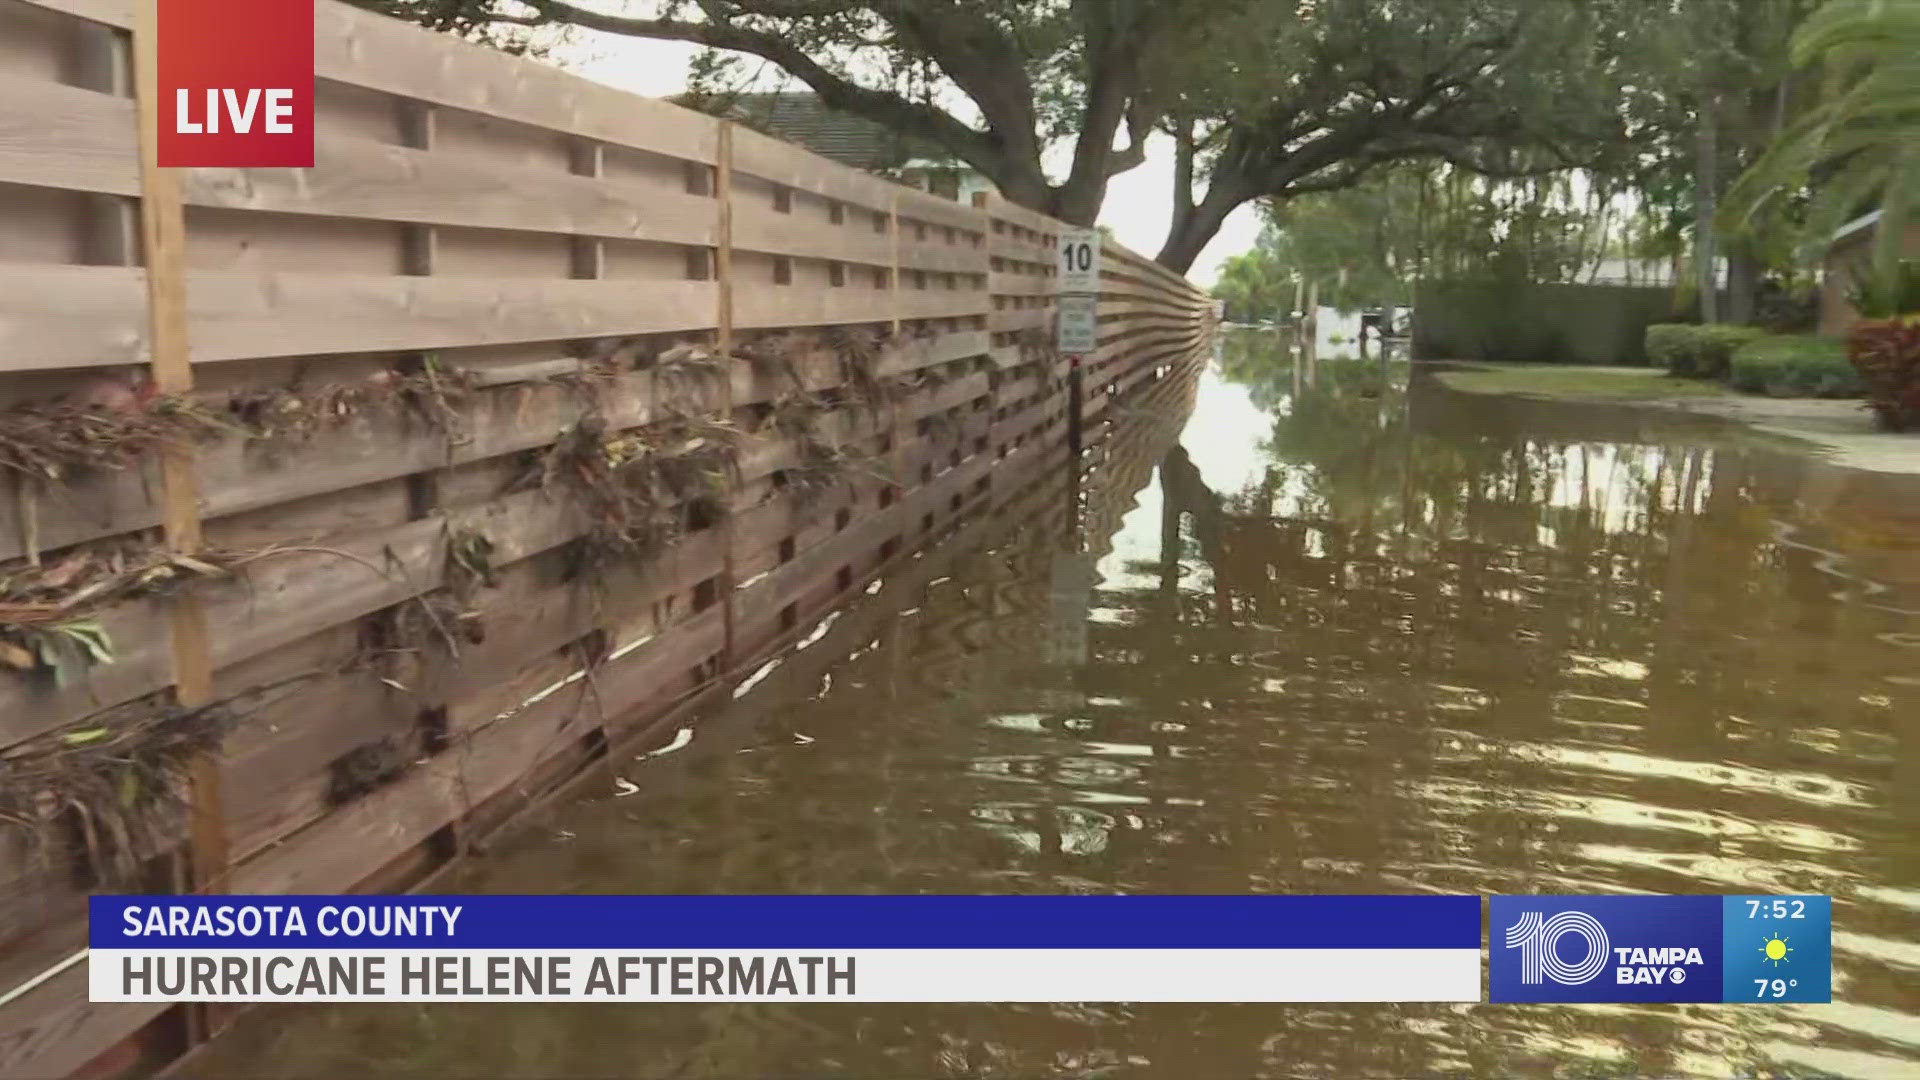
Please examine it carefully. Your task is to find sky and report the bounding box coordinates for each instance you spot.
[556,29,1262,288]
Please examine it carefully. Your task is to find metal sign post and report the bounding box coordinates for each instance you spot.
[1055,229,1101,550]
[1056,229,1102,446]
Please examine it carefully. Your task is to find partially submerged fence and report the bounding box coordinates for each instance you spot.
[0,0,1210,1072]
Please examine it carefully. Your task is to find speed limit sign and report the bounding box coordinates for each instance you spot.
[1057,229,1101,293]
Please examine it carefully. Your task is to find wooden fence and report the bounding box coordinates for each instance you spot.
[0,0,1211,1073]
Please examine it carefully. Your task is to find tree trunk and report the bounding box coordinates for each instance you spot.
[1156,183,1244,273]
[1046,177,1107,227]
[1726,243,1761,325]
[1172,118,1195,222]
[1694,102,1720,324]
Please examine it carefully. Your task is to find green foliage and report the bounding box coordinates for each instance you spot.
[21,619,115,688]
[1646,323,1769,377]
[1644,324,1699,371]
[1415,283,1681,366]
[1232,162,1629,317]
[1845,258,1920,318]
[1157,0,1645,267]
[1258,171,1426,308]
[1755,278,1824,330]
[1729,334,1863,396]
[1210,238,1291,322]
[1722,0,1920,282]
[1846,316,1920,429]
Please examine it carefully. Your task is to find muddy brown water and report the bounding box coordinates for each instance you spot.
[201,340,1920,1078]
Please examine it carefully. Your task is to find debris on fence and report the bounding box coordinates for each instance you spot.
[532,411,744,574]
[0,388,229,482]
[228,357,478,445]
[0,544,242,685]
[0,695,236,886]
[0,542,394,685]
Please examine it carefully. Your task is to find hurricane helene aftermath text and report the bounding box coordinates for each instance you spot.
[120,953,858,1000]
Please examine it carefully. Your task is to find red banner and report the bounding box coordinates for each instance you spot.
[158,0,314,167]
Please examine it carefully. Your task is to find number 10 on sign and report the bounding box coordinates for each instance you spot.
[1058,230,1101,294]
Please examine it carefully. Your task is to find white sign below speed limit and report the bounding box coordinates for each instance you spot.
[1057,229,1102,293]
[1056,294,1098,354]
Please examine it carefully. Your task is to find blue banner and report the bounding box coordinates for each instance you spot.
[92,895,1482,950]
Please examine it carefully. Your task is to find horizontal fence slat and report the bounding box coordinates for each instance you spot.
[0,266,719,370]
[0,73,138,195]
[734,284,983,329]
[731,201,894,266]
[185,136,720,246]
[729,126,981,234]
[896,239,989,277]
[0,88,718,245]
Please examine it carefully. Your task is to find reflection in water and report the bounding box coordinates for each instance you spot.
[205,336,1920,1078]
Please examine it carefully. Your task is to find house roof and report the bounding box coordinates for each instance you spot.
[682,92,944,171]
[1834,210,1882,243]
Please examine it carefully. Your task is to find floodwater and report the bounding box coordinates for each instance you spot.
[204,334,1920,1078]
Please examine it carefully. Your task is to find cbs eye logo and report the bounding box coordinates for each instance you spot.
[1504,911,1609,986]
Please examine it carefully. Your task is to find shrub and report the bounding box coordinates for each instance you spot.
[1729,335,1863,398]
[1754,279,1821,333]
[1847,318,1920,431]
[1846,260,1920,320]
[1645,323,1766,379]
[1644,324,1696,372]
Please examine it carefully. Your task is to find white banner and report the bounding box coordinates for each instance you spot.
[92,948,1480,1003]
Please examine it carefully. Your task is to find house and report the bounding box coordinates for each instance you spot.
[685,91,997,202]
[1821,210,1920,334]
[896,156,998,205]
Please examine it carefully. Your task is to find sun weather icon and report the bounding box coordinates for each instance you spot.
[1759,933,1793,967]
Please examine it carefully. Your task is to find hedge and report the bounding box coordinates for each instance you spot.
[1645,323,1767,379]
[1729,335,1863,398]
[1415,281,1680,365]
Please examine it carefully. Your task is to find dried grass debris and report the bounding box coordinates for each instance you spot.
[0,696,236,886]
[227,358,478,444]
[0,391,230,482]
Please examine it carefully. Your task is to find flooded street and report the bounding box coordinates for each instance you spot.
[205,337,1920,1078]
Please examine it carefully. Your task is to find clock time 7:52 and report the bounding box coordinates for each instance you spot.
[1746,899,1806,920]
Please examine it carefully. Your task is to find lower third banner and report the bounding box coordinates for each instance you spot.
[89,895,1481,1003]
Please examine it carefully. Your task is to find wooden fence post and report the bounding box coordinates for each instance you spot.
[887,193,901,336]
[133,0,226,898]
[715,119,737,664]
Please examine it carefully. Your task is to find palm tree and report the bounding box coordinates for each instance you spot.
[1722,0,1920,289]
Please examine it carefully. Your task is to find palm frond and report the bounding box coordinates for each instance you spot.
[1721,0,1920,285]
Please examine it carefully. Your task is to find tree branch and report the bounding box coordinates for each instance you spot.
[525,0,1007,172]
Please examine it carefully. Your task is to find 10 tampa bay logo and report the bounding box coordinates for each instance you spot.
[1504,910,1706,987]
[1489,896,1724,1003]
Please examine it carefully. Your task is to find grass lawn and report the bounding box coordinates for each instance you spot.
[1437,364,1737,401]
